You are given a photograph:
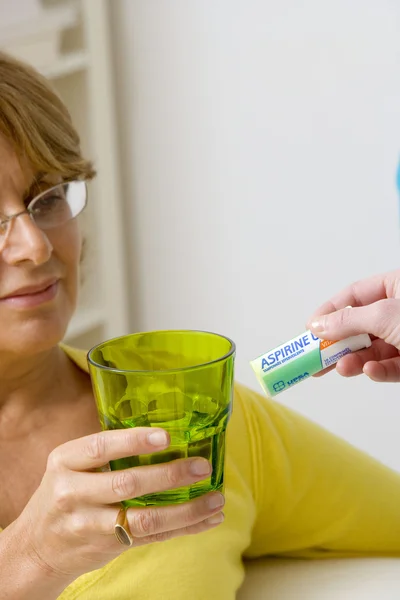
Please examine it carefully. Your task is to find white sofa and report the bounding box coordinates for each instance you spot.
[238,558,400,599]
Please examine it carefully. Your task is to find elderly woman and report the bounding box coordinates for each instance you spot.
[1,52,400,600]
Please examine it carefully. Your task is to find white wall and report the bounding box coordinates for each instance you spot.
[110,0,400,470]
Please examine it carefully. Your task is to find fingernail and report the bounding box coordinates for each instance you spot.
[189,458,211,476]
[206,512,224,526]
[310,320,324,333]
[147,430,169,447]
[207,493,225,510]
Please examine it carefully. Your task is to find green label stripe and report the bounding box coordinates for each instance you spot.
[261,346,323,396]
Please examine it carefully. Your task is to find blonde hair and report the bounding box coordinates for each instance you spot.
[0,51,95,181]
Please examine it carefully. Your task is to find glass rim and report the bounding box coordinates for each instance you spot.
[87,329,236,374]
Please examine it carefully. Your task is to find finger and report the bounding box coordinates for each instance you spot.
[48,428,171,471]
[335,339,400,377]
[136,512,225,546]
[75,457,213,505]
[307,272,396,324]
[363,357,400,383]
[126,491,225,538]
[64,493,224,541]
[308,299,400,343]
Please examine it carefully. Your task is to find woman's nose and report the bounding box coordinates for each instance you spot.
[1,212,53,266]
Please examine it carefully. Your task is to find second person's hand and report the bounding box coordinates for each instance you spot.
[307,270,400,382]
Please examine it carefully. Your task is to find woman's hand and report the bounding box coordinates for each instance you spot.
[307,269,400,382]
[13,428,224,582]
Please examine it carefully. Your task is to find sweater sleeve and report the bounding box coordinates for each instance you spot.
[234,383,400,559]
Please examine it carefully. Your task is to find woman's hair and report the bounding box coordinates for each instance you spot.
[0,51,95,181]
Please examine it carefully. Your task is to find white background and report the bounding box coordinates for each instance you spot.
[110,0,400,470]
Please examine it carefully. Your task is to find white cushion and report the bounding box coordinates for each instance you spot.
[238,558,400,599]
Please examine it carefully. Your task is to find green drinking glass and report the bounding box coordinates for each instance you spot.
[87,330,235,507]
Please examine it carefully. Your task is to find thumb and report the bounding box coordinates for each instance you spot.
[308,299,400,347]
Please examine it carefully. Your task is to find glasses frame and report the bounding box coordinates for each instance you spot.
[0,180,88,242]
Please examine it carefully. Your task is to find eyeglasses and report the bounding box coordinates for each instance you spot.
[0,180,87,251]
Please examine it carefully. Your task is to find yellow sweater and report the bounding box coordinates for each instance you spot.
[52,348,400,598]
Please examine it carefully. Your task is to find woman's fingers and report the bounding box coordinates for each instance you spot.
[126,491,225,539]
[312,338,400,381]
[335,339,400,377]
[308,299,400,346]
[68,492,225,542]
[309,273,392,320]
[74,457,212,505]
[363,357,400,383]
[135,512,225,547]
[48,428,171,471]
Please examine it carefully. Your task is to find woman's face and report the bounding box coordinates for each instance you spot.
[0,134,82,355]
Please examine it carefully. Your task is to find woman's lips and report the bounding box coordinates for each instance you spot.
[0,280,59,309]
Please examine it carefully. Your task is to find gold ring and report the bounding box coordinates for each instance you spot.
[114,507,134,547]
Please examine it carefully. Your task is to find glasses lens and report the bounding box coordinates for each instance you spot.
[0,219,7,248]
[30,181,87,230]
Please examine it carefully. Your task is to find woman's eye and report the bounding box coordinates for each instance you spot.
[33,194,63,213]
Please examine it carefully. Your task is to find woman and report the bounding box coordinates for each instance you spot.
[1,52,400,600]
